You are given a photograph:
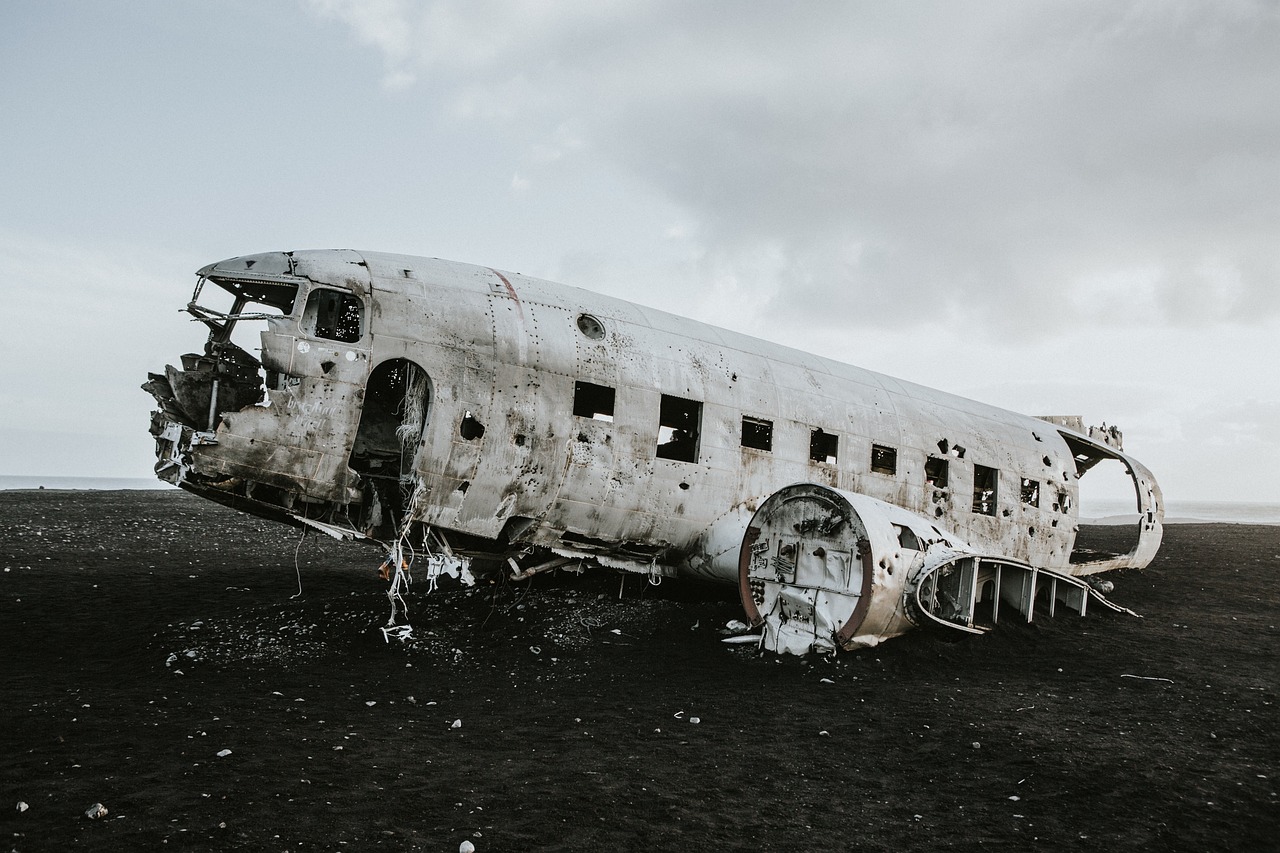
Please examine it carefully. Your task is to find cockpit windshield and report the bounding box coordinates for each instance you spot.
[187,278,299,343]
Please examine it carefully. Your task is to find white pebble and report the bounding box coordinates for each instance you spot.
[217,749,232,757]
[451,719,462,729]
[460,841,476,853]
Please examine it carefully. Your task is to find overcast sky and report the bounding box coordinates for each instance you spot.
[2,0,1277,503]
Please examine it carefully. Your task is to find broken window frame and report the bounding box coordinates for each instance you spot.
[1020,477,1041,507]
[741,416,774,452]
[656,394,702,463]
[871,444,898,475]
[186,277,298,348]
[302,288,365,344]
[925,456,949,488]
[572,381,616,423]
[972,464,999,516]
[810,429,839,464]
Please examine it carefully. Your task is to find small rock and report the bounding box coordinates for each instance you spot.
[16,801,29,813]
[217,749,232,757]
[819,730,830,737]
[84,803,108,820]
[365,701,376,707]
[689,717,701,724]
[460,841,476,853]
[972,742,981,749]
[1008,795,1020,802]
[451,719,462,729]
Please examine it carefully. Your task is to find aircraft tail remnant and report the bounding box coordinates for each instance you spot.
[144,249,1163,654]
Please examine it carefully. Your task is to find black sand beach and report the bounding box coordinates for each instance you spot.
[2,490,1277,851]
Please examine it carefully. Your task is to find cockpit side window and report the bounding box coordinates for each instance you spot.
[304,289,365,343]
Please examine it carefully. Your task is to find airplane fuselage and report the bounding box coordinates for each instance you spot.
[145,249,1163,652]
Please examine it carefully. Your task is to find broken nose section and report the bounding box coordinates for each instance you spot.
[145,343,264,433]
[142,251,367,538]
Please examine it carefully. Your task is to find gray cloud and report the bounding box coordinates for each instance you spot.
[308,1,1280,334]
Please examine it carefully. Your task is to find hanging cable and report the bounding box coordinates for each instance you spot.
[290,526,306,599]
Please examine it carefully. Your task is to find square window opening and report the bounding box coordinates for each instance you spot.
[925,457,949,487]
[871,444,898,475]
[741,416,773,451]
[972,464,999,515]
[1021,478,1041,507]
[656,394,701,463]
[810,429,839,464]
[572,381,615,422]
[304,289,364,343]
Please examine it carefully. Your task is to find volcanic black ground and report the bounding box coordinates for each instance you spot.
[1,490,1277,851]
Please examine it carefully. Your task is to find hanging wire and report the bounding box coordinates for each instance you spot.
[290,526,307,599]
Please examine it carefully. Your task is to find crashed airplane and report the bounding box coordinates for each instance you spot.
[144,250,1163,654]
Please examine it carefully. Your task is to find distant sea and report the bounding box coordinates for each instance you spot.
[0,475,174,491]
[1082,499,1280,526]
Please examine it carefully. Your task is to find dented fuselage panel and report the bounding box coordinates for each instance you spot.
[145,249,1163,652]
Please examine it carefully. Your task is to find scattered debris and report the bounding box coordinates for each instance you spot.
[721,634,762,645]
[381,624,413,643]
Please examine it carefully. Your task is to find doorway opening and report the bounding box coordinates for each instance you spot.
[351,359,432,537]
